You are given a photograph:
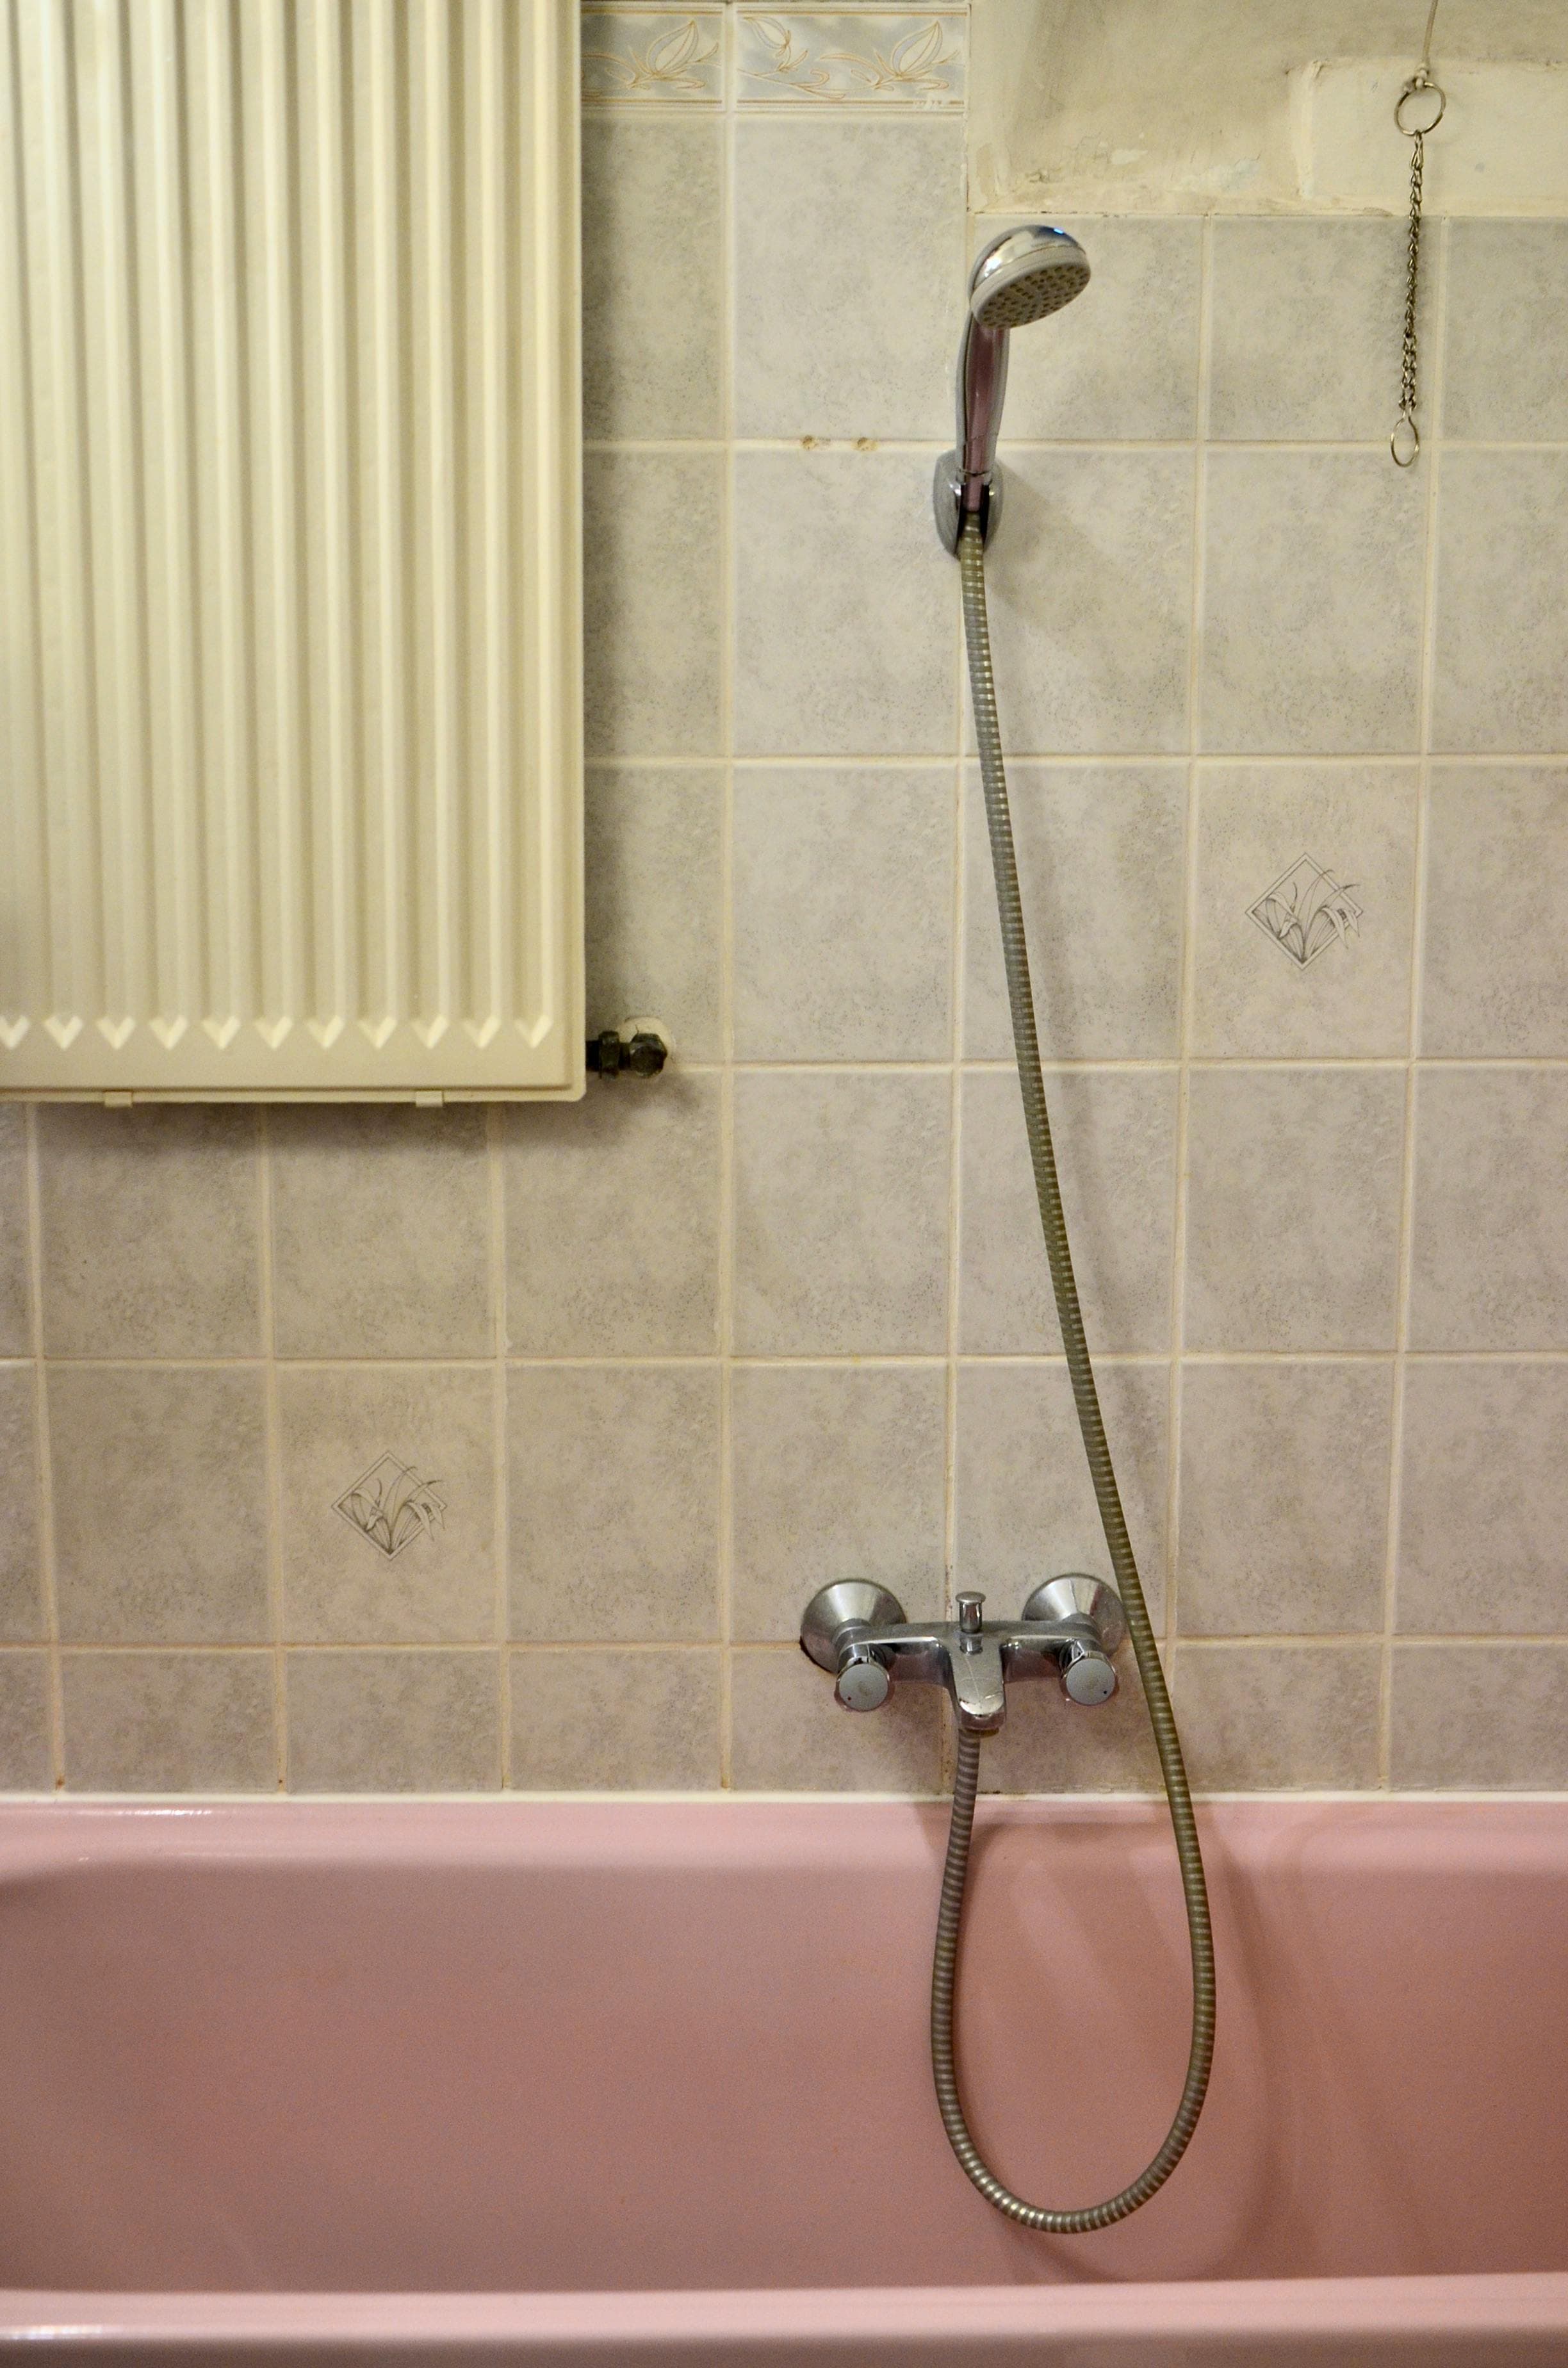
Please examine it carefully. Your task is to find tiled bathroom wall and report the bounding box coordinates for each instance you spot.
[1,7,1566,1794]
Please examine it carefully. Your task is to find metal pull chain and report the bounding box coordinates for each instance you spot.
[1392,0,1445,466]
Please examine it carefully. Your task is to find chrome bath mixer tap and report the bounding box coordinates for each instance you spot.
[799,1575,1127,1735]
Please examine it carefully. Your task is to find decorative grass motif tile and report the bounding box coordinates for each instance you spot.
[581,8,724,104]
[1247,853,1363,971]
[736,12,965,106]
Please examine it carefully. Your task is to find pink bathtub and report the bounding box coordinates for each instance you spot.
[0,1797,1562,2360]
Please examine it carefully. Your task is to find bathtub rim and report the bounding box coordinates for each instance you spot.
[0,2272,1565,2350]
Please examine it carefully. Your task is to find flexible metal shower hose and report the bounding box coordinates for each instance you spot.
[934,518,1215,2233]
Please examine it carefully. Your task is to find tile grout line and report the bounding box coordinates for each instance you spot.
[22,1106,63,1787]
[715,0,738,1790]
[489,1105,510,1789]
[587,751,1568,771]
[583,434,1568,456]
[41,1630,1568,1655]
[940,165,972,1801]
[256,1109,286,1789]
[1163,211,1215,1670]
[20,1345,1568,1372]
[1379,214,1450,1789]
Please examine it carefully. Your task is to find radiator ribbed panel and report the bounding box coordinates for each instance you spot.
[0,0,582,1098]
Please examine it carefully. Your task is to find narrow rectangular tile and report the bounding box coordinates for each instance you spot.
[581,8,724,104]
[735,12,965,109]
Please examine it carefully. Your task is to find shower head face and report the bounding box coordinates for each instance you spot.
[968,225,1091,333]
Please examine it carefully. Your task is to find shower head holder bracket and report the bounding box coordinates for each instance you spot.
[933,452,1002,556]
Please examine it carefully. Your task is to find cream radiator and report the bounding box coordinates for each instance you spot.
[0,0,582,1100]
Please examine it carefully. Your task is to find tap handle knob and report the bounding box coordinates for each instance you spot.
[1059,1640,1118,1706]
[835,1647,892,1713]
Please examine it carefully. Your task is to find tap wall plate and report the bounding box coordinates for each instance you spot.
[799,1582,908,1673]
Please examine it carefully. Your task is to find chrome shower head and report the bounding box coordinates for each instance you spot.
[969,224,1090,333]
[934,226,1091,553]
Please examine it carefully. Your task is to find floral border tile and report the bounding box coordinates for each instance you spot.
[736,11,965,108]
[581,8,724,105]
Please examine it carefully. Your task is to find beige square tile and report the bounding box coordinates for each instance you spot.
[977,1650,1163,1795]
[735,119,964,439]
[585,767,723,1064]
[1432,452,1568,755]
[973,216,1201,441]
[1172,1643,1381,1790]
[278,1367,496,1644]
[1409,1068,1568,1351]
[1201,452,1424,755]
[1398,1362,1568,1636]
[0,1651,51,1789]
[286,1650,500,1793]
[955,1360,1168,1629]
[964,765,1186,1062]
[733,1072,949,1355]
[1391,1643,1568,1789]
[37,1105,259,1359]
[503,1077,720,1356]
[976,448,1193,754]
[62,1651,276,1792]
[582,119,723,440]
[270,1105,491,1361]
[1182,1068,1405,1353]
[1191,765,1418,1059]
[1421,766,1568,1057]
[733,450,956,758]
[960,1068,1177,1355]
[1176,1361,1392,1636]
[49,1367,268,1645]
[508,1365,719,1641]
[1208,219,1409,441]
[0,1108,28,1358]
[0,1369,40,1641]
[731,1364,947,1642]
[730,1645,939,1793]
[1443,222,1568,443]
[585,449,723,759]
[510,1648,719,1790]
[733,769,954,1062]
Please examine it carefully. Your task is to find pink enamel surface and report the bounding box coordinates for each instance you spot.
[0,1797,1563,2359]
